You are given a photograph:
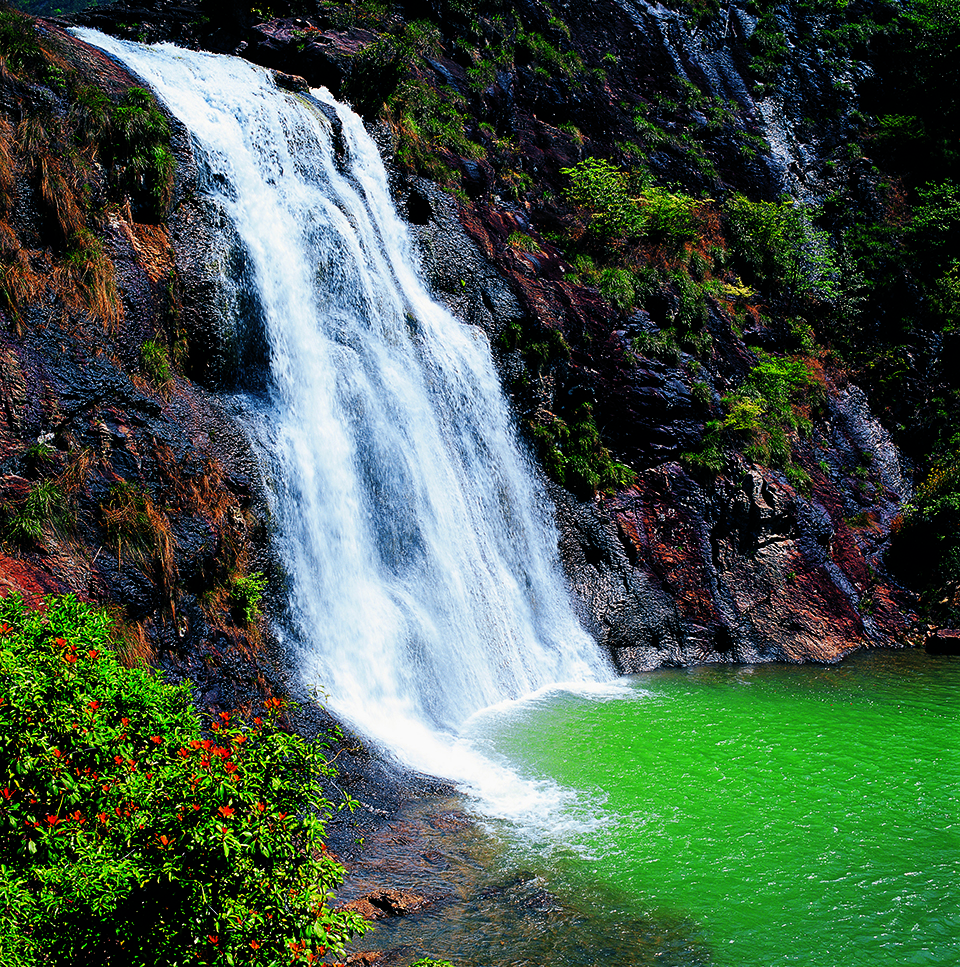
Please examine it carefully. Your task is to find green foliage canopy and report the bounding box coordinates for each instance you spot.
[0,593,368,966]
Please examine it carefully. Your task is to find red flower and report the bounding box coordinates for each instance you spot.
[87,700,100,712]
[121,718,129,727]
[250,941,260,950]
[234,734,247,745]
[1,788,11,800]
[97,813,107,824]
[207,936,218,945]
[54,638,67,647]
[220,711,230,722]
[255,802,266,812]
[101,783,110,793]
[159,834,171,846]
[63,653,78,664]
[224,762,237,774]
[87,649,99,660]
[150,736,162,745]
[114,756,123,765]
[178,747,189,758]
[218,805,235,818]
[45,815,60,826]
[211,722,220,732]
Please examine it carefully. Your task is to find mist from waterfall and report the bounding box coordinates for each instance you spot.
[76,30,613,817]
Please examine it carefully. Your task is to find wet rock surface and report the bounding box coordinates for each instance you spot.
[339,888,432,921]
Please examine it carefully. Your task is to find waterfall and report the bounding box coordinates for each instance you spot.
[76,31,611,802]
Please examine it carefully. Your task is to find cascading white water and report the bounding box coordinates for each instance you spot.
[76,31,612,805]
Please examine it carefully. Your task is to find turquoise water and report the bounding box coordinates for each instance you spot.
[355,650,960,966]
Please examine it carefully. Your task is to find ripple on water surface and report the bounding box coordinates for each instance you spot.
[352,650,960,967]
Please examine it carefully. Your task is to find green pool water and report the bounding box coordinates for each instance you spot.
[352,649,959,967]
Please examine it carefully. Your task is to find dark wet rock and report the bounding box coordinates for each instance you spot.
[344,952,386,966]
[272,69,309,93]
[339,889,432,921]
[400,175,524,342]
[925,630,960,655]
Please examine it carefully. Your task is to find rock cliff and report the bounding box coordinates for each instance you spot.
[1,0,922,698]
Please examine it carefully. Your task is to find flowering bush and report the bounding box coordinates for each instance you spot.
[0,593,368,966]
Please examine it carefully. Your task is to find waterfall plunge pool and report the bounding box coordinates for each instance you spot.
[346,649,960,967]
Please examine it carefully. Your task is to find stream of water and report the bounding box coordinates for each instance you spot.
[76,29,610,822]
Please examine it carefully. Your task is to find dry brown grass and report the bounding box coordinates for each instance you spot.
[56,231,121,329]
[57,447,95,500]
[16,113,49,160]
[0,219,39,323]
[106,608,154,668]
[37,153,85,241]
[100,481,178,611]
[0,118,15,214]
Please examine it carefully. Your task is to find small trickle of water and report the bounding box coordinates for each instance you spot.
[75,31,611,815]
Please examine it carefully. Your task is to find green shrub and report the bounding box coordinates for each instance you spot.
[640,187,701,249]
[597,266,636,310]
[529,403,636,496]
[725,194,837,299]
[0,593,368,966]
[562,158,645,242]
[105,88,175,217]
[343,38,406,118]
[725,351,822,465]
[632,328,682,366]
[0,9,45,77]
[562,160,703,256]
[888,438,960,608]
[506,231,539,251]
[141,339,173,393]
[499,320,570,374]
[685,352,823,476]
[3,480,70,546]
[231,571,268,625]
